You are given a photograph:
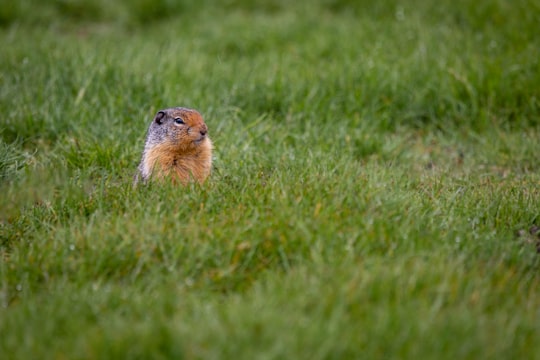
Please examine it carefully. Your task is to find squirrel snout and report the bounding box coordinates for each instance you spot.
[200,125,208,136]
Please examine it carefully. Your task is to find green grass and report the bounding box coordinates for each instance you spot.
[1,0,540,358]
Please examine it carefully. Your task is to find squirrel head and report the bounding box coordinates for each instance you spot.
[146,107,210,153]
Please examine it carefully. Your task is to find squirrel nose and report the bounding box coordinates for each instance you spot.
[200,126,208,136]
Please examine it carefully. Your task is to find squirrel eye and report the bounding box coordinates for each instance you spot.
[174,117,185,125]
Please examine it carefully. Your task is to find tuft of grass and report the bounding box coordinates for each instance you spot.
[0,140,26,182]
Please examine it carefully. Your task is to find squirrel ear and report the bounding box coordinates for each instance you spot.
[154,111,166,125]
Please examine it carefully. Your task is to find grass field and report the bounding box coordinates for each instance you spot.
[1,0,540,358]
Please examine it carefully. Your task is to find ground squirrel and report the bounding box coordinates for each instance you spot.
[135,107,212,185]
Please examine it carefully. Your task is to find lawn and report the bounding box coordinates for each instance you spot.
[1,0,540,358]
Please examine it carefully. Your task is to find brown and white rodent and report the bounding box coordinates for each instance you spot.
[135,107,212,185]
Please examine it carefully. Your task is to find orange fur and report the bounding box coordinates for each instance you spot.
[145,139,212,185]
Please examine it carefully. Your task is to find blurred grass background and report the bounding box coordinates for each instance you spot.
[1,0,539,358]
